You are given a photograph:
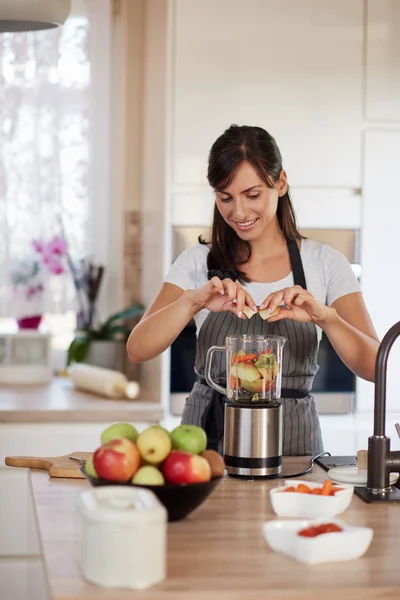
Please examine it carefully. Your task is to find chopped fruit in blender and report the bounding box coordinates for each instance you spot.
[229,374,241,389]
[241,378,275,394]
[232,353,257,364]
[229,347,280,401]
[255,352,276,369]
[231,362,261,382]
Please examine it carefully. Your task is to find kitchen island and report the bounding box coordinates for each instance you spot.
[29,457,400,600]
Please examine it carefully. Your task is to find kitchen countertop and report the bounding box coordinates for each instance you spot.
[0,377,164,423]
[30,457,400,600]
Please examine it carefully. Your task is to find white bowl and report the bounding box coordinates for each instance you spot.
[263,518,373,565]
[269,479,354,518]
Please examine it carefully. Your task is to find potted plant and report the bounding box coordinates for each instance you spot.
[67,304,144,371]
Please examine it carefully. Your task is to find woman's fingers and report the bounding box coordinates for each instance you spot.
[210,276,224,295]
[204,278,258,318]
[235,288,247,318]
[221,278,237,300]
[259,290,285,313]
[245,292,258,313]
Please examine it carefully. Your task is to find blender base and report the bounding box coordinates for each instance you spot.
[224,456,282,479]
[227,472,282,481]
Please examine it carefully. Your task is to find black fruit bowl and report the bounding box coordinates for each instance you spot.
[80,467,222,522]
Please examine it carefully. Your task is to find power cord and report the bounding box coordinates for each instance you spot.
[278,451,331,479]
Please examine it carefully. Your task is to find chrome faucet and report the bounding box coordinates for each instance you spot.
[367,321,400,493]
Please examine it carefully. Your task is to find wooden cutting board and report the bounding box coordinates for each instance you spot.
[5,451,93,479]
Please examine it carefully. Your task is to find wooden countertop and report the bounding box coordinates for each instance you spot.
[0,377,164,423]
[30,457,400,600]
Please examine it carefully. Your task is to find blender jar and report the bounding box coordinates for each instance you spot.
[205,334,287,404]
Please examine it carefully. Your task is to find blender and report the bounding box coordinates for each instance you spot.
[205,334,286,478]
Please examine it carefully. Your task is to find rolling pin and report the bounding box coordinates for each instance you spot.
[68,363,140,399]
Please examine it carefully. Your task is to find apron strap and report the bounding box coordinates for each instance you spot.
[200,390,225,452]
[286,237,307,290]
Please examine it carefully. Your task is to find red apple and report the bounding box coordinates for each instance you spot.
[93,438,140,482]
[163,450,211,484]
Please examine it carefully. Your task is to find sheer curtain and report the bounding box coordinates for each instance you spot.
[0,0,112,322]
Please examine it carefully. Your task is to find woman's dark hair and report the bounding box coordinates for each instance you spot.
[200,124,301,283]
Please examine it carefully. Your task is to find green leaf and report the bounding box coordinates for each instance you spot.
[66,337,90,366]
[74,339,90,363]
[100,305,144,331]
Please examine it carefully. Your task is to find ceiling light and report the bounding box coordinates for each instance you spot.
[0,0,71,33]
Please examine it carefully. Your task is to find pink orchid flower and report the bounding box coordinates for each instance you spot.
[32,239,44,254]
[45,257,64,275]
[46,236,68,256]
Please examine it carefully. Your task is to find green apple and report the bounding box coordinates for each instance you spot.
[136,426,172,464]
[84,454,98,478]
[132,465,165,486]
[100,422,139,445]
[170,424,207,455]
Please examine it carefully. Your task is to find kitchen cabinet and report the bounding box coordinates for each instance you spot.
[171,0,363,189]
[0,467,49,600]
[0,468,41,556]
[358,130,400,412]
[366,0,400,122]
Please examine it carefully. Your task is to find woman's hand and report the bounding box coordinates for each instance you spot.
[187,276,257,319]
[259,285,335,326]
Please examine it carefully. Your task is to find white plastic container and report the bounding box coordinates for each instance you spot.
[263,518,373,565]
[78,486,167,589]
[269,480,354,518]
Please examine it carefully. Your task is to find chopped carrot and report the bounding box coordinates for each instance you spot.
[297,483,312,494]
[229,374,241,389]
[320,480,333,496]
[279,480,342,495]
[231,354,237,365]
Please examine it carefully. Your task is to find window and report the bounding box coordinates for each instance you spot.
[0,0,113,359]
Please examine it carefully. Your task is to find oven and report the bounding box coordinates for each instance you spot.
[169,228,360,416]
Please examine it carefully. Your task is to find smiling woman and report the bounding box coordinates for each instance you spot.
[127,124,379,457]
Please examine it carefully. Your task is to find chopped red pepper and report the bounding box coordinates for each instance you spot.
[297,523,343,537]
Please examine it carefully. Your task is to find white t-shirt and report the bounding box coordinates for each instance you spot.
[163,238,361,338]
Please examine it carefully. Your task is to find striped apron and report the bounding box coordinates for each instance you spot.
[181,237,324,456]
